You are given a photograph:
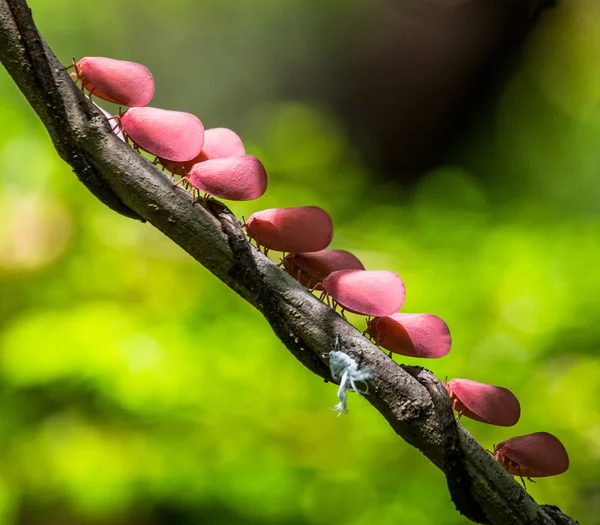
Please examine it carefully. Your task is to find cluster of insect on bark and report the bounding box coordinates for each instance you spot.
[68,56,569,487]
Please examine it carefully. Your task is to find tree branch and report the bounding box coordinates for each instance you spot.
[0,1,577,523]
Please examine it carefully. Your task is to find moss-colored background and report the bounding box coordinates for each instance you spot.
[1,1,599,523]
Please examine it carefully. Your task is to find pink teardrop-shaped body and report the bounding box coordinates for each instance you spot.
[245,207,333,253]
[121,107,204,162]
[187,156,267,201]
[322,269,406,316]
[366,313,451,358]
[282,249,365,290]
[494,432,569,477]
[199,127,245,160]
[75,57,154,107]
[445,378,520,427]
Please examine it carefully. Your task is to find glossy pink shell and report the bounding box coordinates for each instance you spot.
[159,127,246,176]
[494,432,569,478]
[121,107,204,162]
[187,156,267,201]
[366,313,451,358]
[200,127,246,160]
[75,57,154,107]
[322,269,406,316]
[245,207,333,253]
[282,249,364,290]
[445,378,520,427]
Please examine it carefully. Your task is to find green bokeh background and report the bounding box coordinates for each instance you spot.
[1,1,600,523]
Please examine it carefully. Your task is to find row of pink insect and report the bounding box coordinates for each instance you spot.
[68,56,569,484]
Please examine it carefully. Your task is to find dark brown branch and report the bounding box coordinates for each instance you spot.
[405,367,489,524]
[0,1,578,524]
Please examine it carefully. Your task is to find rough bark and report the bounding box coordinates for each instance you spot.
[0,1,577,523]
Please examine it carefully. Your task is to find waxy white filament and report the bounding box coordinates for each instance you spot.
[325,336,373,416]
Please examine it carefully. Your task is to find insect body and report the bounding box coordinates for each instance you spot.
[120,107,205,162]
[69,56,154,107]
[365,313,451,358]
[198,127,245,160]
[321,269,406,317]
[175,156,267,201]
[494,432,569,479]
[445,378,520,426]
[245,207,333,254]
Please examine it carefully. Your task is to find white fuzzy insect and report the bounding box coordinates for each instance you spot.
[325,336,374,415]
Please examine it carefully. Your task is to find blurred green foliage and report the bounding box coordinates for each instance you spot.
[1,0,600,524]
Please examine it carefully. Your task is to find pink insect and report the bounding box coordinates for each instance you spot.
[365,313,451,358]
[494,432,569,481]
[282,249,365,290]
[244,207,333,254]
[159,127,245,177]
[67,57,154,107]
[321,269,406,317]
[118,107,205,162]
[445,378,520,427]
[174,156,267,201]
[199,127,245,160]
